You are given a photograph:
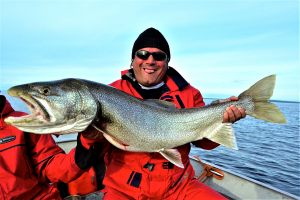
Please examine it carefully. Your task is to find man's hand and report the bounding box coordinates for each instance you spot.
[80,125,105,140]
[222,96,246,123]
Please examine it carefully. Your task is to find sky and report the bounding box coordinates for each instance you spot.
[0,0,299,101]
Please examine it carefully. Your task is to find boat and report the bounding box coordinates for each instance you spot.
[189,156,299,200]
[57,140,299,200]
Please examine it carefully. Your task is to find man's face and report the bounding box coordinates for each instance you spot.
[132,47,168,87]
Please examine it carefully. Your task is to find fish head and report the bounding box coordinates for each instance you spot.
[5,79,98,134]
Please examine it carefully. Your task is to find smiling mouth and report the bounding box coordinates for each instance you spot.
[143,68,156,74]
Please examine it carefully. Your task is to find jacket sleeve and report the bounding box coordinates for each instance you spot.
[26,133,100,183]
[191,90,220,150]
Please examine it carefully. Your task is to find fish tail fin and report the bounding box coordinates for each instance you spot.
[239,74,286,124]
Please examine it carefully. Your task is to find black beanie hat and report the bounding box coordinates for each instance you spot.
[132,27,170,61]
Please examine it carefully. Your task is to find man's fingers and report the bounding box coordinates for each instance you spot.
[238,107,246,118]
[223,107,234,123]
[231,105,242,120]
[81,125,105,140]
[223,106,246,123]
[228,96,238,101]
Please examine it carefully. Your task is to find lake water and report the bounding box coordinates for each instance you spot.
[192,99,300,197]
[3,93,300,197]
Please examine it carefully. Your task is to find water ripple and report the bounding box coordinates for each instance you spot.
[192,101,300,197]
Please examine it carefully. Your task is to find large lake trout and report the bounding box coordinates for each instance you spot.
[5,75,286,168]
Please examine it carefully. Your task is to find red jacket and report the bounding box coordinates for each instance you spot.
[110,67,219,153]
[102,67,219,198]
[0,95,84,200]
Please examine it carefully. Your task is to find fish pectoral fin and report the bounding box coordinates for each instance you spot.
[205,122,238,150]
[102,132,130,151]
[72,117,94,133]
[159,149,184,168]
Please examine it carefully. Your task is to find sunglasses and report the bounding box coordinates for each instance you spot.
[135,50,167,61]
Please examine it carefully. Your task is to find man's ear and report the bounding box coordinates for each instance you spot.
[130,59,133,68]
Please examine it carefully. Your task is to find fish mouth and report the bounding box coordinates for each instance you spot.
[5,94,51,126]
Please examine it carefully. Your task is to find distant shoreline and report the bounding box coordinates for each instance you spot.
[204,97,299,104]
[1,91,299,104]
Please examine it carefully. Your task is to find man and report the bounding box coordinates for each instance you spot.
[83,27,246,199]
[0,94,103,199]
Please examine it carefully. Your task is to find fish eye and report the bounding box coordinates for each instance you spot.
[39,87,51,95]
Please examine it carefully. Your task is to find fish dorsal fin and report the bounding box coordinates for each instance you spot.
[144,99,177,110]
[200,122,238,150]
[159,148,184,168]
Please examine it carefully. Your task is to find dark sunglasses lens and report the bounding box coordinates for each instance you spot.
[136,50,150,60]
[152,52,167,61]
[136,50,167,61]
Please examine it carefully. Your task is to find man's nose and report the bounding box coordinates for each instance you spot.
[146,55,156,64]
